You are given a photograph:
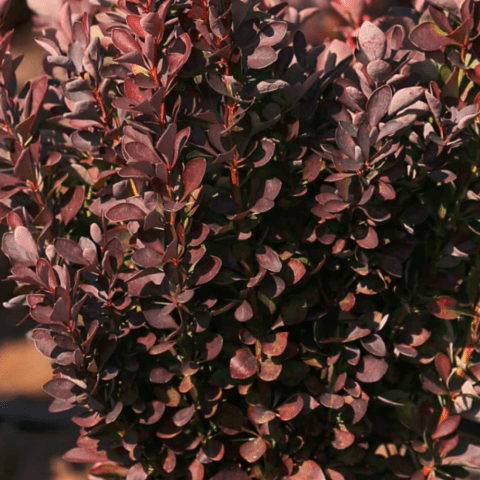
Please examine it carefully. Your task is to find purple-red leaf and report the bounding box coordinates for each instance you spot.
[354,226,379,249]
[410,22,460,51]
[287,460,326,480]
[331,429,355,450]
[367,85,392,127]
[190,256,222,285]
[106,203,146,222]
[277,394,304,421]
[248,405,277,424]
[60,186,84,225]
[356,355,388,383]
[239,437,267,463]
[172,405,195,427]
[144,309,179,330]
[216,403,246,435]
[55,239,88,265]
[149,366,174,384]
[230,347,257,379]
[256,245,282,273]
[112,28,142,54]
[435,353,451,383]
[262,331,288,356]
[361,334,387,357]
[320,393,345,409]
[126,462,148,480]
[247,46,277,69]
[43,378,78,399]
[358,21,386,61]
[427,296,460,320]
[14,226,38,259]
[182,157,206,200]
[432,415,460,439]
[211,468,250,480]
[234,300,254,322]
[388,87,424,116]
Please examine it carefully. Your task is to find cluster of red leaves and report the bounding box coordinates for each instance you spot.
[2,0,480,479]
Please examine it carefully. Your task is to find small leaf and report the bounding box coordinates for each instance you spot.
[43,378,78,399]
[247,46,277,69]
[262,331,288,356]
[367,85,392,127]
[435,353,451,383]
[410,22,459,51]
[256,246,282,273]
[427,296,460,320]
[235,300,253,322]
[144,309,178,330]
[354,226,378,249]
[188,459,204,480]
[60,186,85,225]
[112,28,142,54]
[356,355,388,383]
[331,429,355,450]
[106,203,146,222]
[211,468,250,480]
[248,405,277,424]
[216,403,246,435]
[339,292,355,312]
[388,87,424,116]
[55,239,88,265]
[190,256,222,285]
[182,157,206,200]
[320,393,345,409]
[172,404,195,427]
[230,347,257,379]
[126,462,148,480]
[432,415,460,439]
[203,333,223,361]
[286,258,306,284]
[361,334,386,357]
[438,432,459,458]
[259,357,282,381]
[358,21,386,61]
[287,460,326,480]
[150,366,174,384]
[277,394,303,421]
[239,437,267,463]
[14,226,38,258]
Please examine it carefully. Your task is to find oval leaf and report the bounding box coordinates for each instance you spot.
[427,296,460,320]
[367,85,392,127]
[358,21,386,61]
[277,394,304,421]
[211,468,250,480]
[287,460,326,480]
[239,437,267,463]
[55,238,88,265]
[230,347,257,379]
[60,186,85,225]
[106,203,146,222]
[182,157,206,200]
[172,404,195,427]
[356,355,388,383]
[331,429,355,450]
[256,245,282,273]
[43,378,78,399]
[432,415,461,439]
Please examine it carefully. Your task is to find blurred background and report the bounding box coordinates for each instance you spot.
[0,0,411,479]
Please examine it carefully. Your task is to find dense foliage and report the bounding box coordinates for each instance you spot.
[2,0,480,478]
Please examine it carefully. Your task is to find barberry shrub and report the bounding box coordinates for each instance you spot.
[2,0,480,478]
